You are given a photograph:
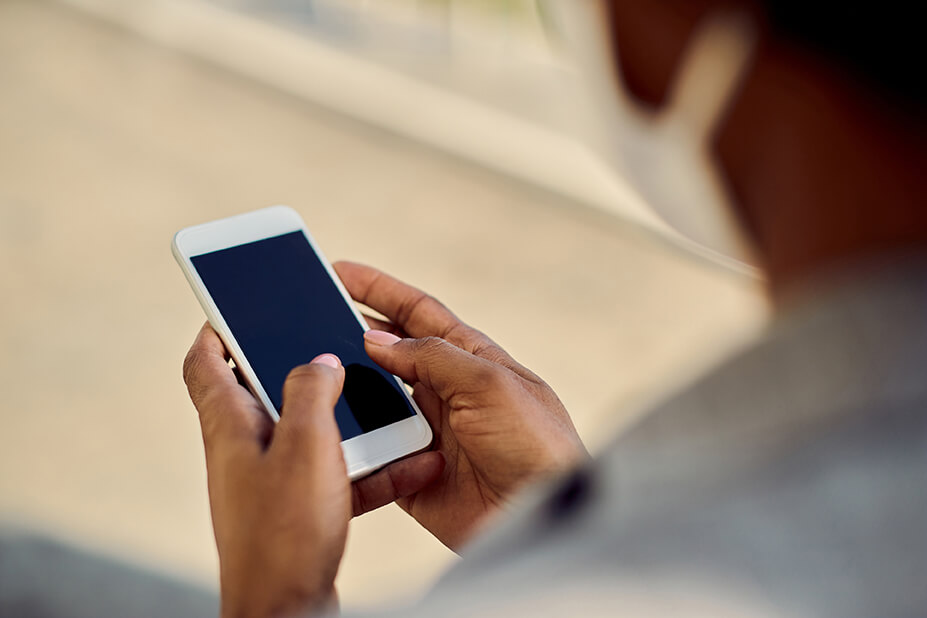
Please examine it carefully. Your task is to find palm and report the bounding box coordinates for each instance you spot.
[398,395,504,549]
[397,371,580,550]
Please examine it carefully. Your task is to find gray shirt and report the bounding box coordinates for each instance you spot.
[369,258,927,617]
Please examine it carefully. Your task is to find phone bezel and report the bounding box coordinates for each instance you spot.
[172,205,432,479]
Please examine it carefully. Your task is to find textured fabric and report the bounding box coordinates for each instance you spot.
[358,257,927,617]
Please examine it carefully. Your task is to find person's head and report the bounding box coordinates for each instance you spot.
[558,1,927,295]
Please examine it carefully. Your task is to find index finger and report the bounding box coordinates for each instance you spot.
[336,262,540,381]
[183,323,271,455]
[334,261,465,342]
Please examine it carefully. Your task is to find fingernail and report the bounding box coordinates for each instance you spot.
[364,330,401,346]
[311,353,341,368]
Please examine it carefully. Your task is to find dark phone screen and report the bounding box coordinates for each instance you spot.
[191,231,414,440]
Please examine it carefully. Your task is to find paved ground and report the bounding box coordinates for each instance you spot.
[0,0,767,609]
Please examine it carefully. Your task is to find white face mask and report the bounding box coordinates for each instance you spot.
[545,1,759,269]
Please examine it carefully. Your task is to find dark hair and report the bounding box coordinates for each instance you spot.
[763,2,923,112]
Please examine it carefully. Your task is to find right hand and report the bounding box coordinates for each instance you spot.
[335,262,588,550]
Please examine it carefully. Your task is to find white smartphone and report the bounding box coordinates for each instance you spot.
[172,205,432,479]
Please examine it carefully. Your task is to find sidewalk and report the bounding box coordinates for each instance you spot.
[0,0,766,608]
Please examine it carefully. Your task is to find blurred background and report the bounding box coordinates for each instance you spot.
[0,0,767,611]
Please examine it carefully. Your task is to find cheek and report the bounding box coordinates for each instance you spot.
[712,53,779,254]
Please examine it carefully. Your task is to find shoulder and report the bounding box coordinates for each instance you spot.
[403,261,927,617]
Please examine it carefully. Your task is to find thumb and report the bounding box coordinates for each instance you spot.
[272,354,345,457]
[363,331,500,403]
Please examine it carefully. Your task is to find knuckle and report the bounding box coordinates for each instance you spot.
[286,363,325,382]
[397,291,428,324]
[470,336,499,358]
[453,321,483,342]
[352,486,369,517]
[282,363,339,401]
[478,365,511,390]
[423,293,449,314]
[275,414,311,443]
[182,348,202,385]
[417,336,447,354]
[398,290,448,325]
[417,337,454,367]
[284,364,323,392]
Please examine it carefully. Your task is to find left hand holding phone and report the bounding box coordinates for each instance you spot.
[182,323,445,618]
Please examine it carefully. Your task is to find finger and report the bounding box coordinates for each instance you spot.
[183,323,271,454]
[351,451,444,517]
[272,354,346,457]
[336,262,539,382]
[363,332,504,404]
[183,323,235,407]
[361,313,404,338]
[334,261,463,341]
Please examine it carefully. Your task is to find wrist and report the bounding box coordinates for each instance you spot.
[221,588,337,618]
[220,569,338,618]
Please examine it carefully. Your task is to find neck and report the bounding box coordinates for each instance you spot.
[715,36,927,301]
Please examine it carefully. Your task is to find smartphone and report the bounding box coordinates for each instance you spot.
[172,206,432,479]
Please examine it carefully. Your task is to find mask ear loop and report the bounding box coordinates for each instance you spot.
[654,11,764,271]
[666,11,758,139]
[545,1,764,276]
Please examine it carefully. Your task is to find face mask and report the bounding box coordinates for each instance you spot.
[544,1,759,271]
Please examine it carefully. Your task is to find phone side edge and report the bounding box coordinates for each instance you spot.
[172,229,282,422]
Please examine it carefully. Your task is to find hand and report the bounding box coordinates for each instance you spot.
[182,324,444,617]
[335,262,588,550]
